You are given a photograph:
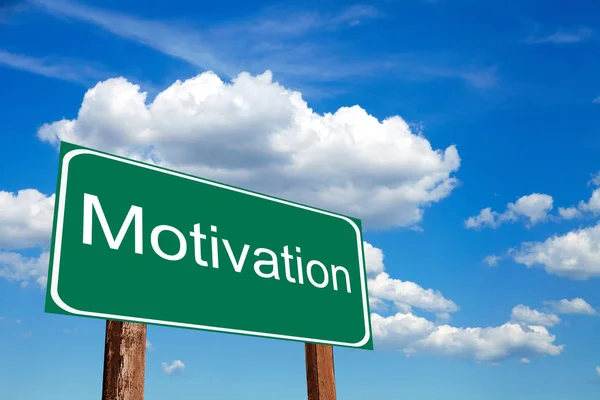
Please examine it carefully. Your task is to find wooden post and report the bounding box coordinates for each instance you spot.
[305,343,336,400]
[102,320,147,400]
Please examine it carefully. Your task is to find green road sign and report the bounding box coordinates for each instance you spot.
[45,142,373,350]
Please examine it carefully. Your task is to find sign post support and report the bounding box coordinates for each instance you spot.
[101,320,147,400]
[305,343,336,400]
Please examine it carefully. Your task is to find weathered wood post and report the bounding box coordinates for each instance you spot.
[305,343,336,400]
[101,321,147,400]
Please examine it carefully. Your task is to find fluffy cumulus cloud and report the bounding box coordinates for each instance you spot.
[365,242,563,363]
[465,193,553,229]
[161,360,185,375]
[36,71,461,229]
[371,312,563,362]
[464,207,498,229]
[414,323,562,361]
[0,71,460,292]
[543,298,597,315]
[371,312,436,350]
[558,206,583,220]
[512,222,600,280]
[0,190,54,288]
[469,176,600,230]
[578,188,600,214]
[0,190,55,250]
[506,194,554,225]
[364,241,384,276]
[510,305,560,327]
[0,251,49,288]
[368,273,458,318]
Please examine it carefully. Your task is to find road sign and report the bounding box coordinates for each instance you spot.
[45,141,373,349]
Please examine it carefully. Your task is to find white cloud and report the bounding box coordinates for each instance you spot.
[372,312,564,362]
[465,207,498,229]
[465,193,553,229]
[161,360,185,375]
[415,323,562,361]
[578,188,600,214]
[146,340,152,350]
[364,241,384,276]
[469,177,600,228]
[506,194,554,225]
[558,206,583,220]
[512,222,600,280]
[0,251,49,288]
[510,305,560,327]
[543,298,597,315]
[596,366,600,376]
[369,296,387,312]
[368,272,459,317]
[520,357,531,364]
[0,190,55,250]
[371,312,436,350]
[37,71,460,229]
[0,189,54,288]
[483,255,501,267]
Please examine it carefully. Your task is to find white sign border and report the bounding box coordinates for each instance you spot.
[50,148,372,348]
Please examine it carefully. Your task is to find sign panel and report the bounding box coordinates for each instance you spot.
[45,142,373,349]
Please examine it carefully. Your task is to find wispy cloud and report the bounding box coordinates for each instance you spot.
[32,0,496,90]
[0,49,110,85]
[31,0,253,78]
[483,255,501,267]
[232,4,383,36]
[386,55,498,89]
[32,0,382,81]
[0,0,28,23]
[523,27,594,45]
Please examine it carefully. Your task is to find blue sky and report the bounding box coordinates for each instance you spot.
[1,0,600,399]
